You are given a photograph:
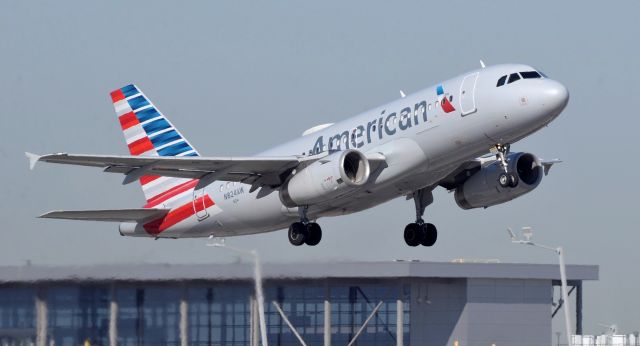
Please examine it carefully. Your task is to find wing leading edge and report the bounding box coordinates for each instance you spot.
[27,151,387,191]
[27,152,308,190]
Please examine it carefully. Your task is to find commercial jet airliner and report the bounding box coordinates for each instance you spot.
[27,63,568,247]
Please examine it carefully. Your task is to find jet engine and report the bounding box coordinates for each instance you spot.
[454,152,544,209]
[280,149,370,207]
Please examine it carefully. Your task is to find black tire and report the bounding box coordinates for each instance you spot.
[498,172,510,188]
[420,223,437,247]
[305,223,322,246]
[288,222,307,246]
[404,223,421,247]
[508,172,519,188]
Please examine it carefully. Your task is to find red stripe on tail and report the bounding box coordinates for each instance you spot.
[119,112,139,130]
[128,137,154,155]
[110,89,125,103]
[140,175,161,185]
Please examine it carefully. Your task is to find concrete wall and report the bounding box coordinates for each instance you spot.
[410,279,467,345]
[410,278,552,346]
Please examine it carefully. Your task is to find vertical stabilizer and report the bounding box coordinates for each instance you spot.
[109,84,199,205]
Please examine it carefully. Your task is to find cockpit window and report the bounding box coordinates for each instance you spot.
[535,69,548,78]
[520,71,542,79]
[507,73,521,84]
[496,75,507,87]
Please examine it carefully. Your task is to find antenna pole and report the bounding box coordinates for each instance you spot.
[558,246,573,346]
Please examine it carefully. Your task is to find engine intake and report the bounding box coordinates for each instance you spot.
[454,152,543,209]
[280,149,370,207]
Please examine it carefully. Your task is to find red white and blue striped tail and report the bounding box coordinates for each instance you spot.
[110,84,200,204]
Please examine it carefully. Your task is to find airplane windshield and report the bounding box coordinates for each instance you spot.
[497,70,545,87]
[520,71,542,79]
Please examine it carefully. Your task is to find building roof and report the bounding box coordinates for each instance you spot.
[0,261,598,283]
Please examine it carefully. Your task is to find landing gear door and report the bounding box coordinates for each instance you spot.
[459,72,479,116]
[193,188,210,221]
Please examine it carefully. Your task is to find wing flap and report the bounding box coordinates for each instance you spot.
[39,209,170,222]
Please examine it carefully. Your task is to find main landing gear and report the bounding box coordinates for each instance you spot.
[288,206,322,246]
[496,143,519,188]
[404,188,438,247]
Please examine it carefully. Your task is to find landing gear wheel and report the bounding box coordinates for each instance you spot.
[507,172,518,187]
[288,222,307,246]
[498,173,510,188]
[404,223,422,247]
[420,223,437,247]
[498,172,519,188]
[305,223,322,246]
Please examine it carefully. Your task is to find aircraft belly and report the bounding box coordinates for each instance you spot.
[187,183,294,237]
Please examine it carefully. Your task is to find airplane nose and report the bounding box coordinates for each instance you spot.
[543,80,569,112]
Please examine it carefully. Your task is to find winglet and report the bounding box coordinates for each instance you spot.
[541,159,562,176]
[25,152,42,170]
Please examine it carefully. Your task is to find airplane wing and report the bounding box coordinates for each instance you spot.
[39,208,170,222]
[28,151,389,191]
[27,152,309,189]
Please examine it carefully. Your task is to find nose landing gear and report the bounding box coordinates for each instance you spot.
[287,206,322,246]
[404,188,438,247]
[495,144,519,188]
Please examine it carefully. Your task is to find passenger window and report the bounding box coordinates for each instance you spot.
[520,71,542,79]
[496,75,507,87]
[508,73,521,84]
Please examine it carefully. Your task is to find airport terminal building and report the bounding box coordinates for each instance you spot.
[0,261,598,346]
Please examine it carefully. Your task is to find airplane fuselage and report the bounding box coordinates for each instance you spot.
[120,63,568,238]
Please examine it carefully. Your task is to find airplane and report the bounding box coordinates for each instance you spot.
[26,63,569,247]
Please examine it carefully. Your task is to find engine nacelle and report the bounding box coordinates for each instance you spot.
[280,149,370,207]
[454,152,544,209]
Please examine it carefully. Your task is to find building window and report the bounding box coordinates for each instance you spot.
[117,286,181,346]
[46,286,110,346]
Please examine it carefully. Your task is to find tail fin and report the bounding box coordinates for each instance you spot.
[110,84,199,204]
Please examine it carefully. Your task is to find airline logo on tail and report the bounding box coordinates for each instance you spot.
[110,84,220,235]
[110,84,199,157]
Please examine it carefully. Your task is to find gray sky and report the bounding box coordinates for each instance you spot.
[1,0,639,334]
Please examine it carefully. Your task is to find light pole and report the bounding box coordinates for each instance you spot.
[208,238,268,346]
[508,227,572,346]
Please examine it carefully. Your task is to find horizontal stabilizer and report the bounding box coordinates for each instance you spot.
[39,208,170,222]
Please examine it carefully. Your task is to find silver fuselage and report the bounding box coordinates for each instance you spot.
[139,63,568,238]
